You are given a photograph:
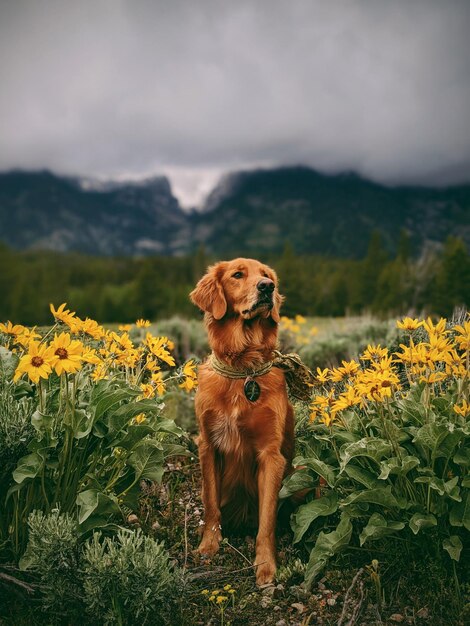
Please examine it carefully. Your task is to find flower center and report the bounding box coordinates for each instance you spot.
[55,347,68,359]
[31,356,44,367]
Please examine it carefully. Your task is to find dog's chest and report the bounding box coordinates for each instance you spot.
[211,412,243,454]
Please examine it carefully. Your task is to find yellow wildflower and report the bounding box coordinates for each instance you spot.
[50,332,84,375]
[118,324,132,332]
[50,302,76,325]
[315,367,329,384]
[13,341,55,384]
[295,314,306,324]
[0,321,26,341]
[453,320,470,351]
[422,317,447,337]
[420,371,447,384]
[453,400,470,417]
[140,383,156,399]
[182,359,197,378]
[79,318,106,340]
[16,326,41,347]
[81,347,102,365]
[179,376,197,392]
[146,335,176,367]
[136,319,151,328]
[330,360,360,382]
[396,317,423,331]
[151,372,166,396]
[361,344,388,362]
[134,413,146,424]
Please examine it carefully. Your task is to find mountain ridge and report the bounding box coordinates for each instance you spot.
[1,166,469,258]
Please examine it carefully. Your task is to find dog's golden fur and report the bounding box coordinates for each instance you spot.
[190,258,294,585]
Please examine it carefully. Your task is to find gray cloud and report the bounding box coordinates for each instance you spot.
[1,0,470,205]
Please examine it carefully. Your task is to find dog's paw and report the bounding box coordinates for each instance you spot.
[254,558,276,586]
[197,526,222,557]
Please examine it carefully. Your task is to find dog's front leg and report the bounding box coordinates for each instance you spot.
[197,436,222,556]
[254,448,286,585]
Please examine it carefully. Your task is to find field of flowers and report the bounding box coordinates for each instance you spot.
[0,307,469,625]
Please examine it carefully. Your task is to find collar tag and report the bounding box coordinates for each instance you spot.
[244,376,261,402]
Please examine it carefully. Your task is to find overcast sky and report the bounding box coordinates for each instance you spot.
[1,0,470,207]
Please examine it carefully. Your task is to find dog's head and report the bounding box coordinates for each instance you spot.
[190,258,284,322]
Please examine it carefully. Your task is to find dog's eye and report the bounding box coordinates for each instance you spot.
[232,271,243,279]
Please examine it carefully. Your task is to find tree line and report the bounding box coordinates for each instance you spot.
[1,232,469,325]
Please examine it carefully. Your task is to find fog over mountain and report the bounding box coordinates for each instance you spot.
[1,0,470,208]
[1,167,469,259]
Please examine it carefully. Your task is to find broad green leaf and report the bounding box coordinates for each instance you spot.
[462,476,470,488]
[162,443,190,459]
[301,458,337,487]
[73,408,94,439]
[31,410,54,437]
[91,381,140,423]
[106,398,162,436]
[444,477,461,502]
[449,493,470,531]
[154,418,184,437]
[127,441,165,483]
[13,451,44,483]
[343,464,381,489]
[279,469,317,499]
[453,448,470,467]
[76,489,121,533]
[340,438,392,471]
[0,346,19,380]
[414,476,445,495]
[378,455,420,480]
[443,535,463,561]
[409,512,437,534]
[291,493,338,544]
[304,514,352,588]
[359,513,405,546]
[413,423,463,461]
[341,485,402,509]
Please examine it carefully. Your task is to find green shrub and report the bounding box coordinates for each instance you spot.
[282,316,469,597]
[82,529,181,626]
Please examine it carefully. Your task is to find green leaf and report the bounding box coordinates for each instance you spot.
[91,380,140,423]
[0,346,19,380]
[13,451,44,483]
[409,512,437,535]
[76,489,121,533]
[453,448,470,467]
[291,493,338,544]
[162,443,190,459]
[154,418,184,437]
[413,423,463,461]
[279,469,316,499]
[302,458,337,487]
[341,486,402,509]
[304,514,352,588]
[378,455,420,480]
[443,535,463,562]
[359,513,405,546]
[343,464,382,489]
[127,441,165,483]
[449,493,470,531]
[414,475,445,495]
[444,476,461,502]
[340,438,392,472]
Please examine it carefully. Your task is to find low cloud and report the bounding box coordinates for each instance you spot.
[1,0,470,206]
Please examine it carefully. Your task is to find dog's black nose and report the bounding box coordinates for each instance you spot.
[257,278,275,293]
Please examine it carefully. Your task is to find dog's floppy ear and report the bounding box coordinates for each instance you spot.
[266,268,283,323]
[190,263,227,320]
[271,290,284,323]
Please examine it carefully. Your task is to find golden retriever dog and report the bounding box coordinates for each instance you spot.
[190,258,294,586]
